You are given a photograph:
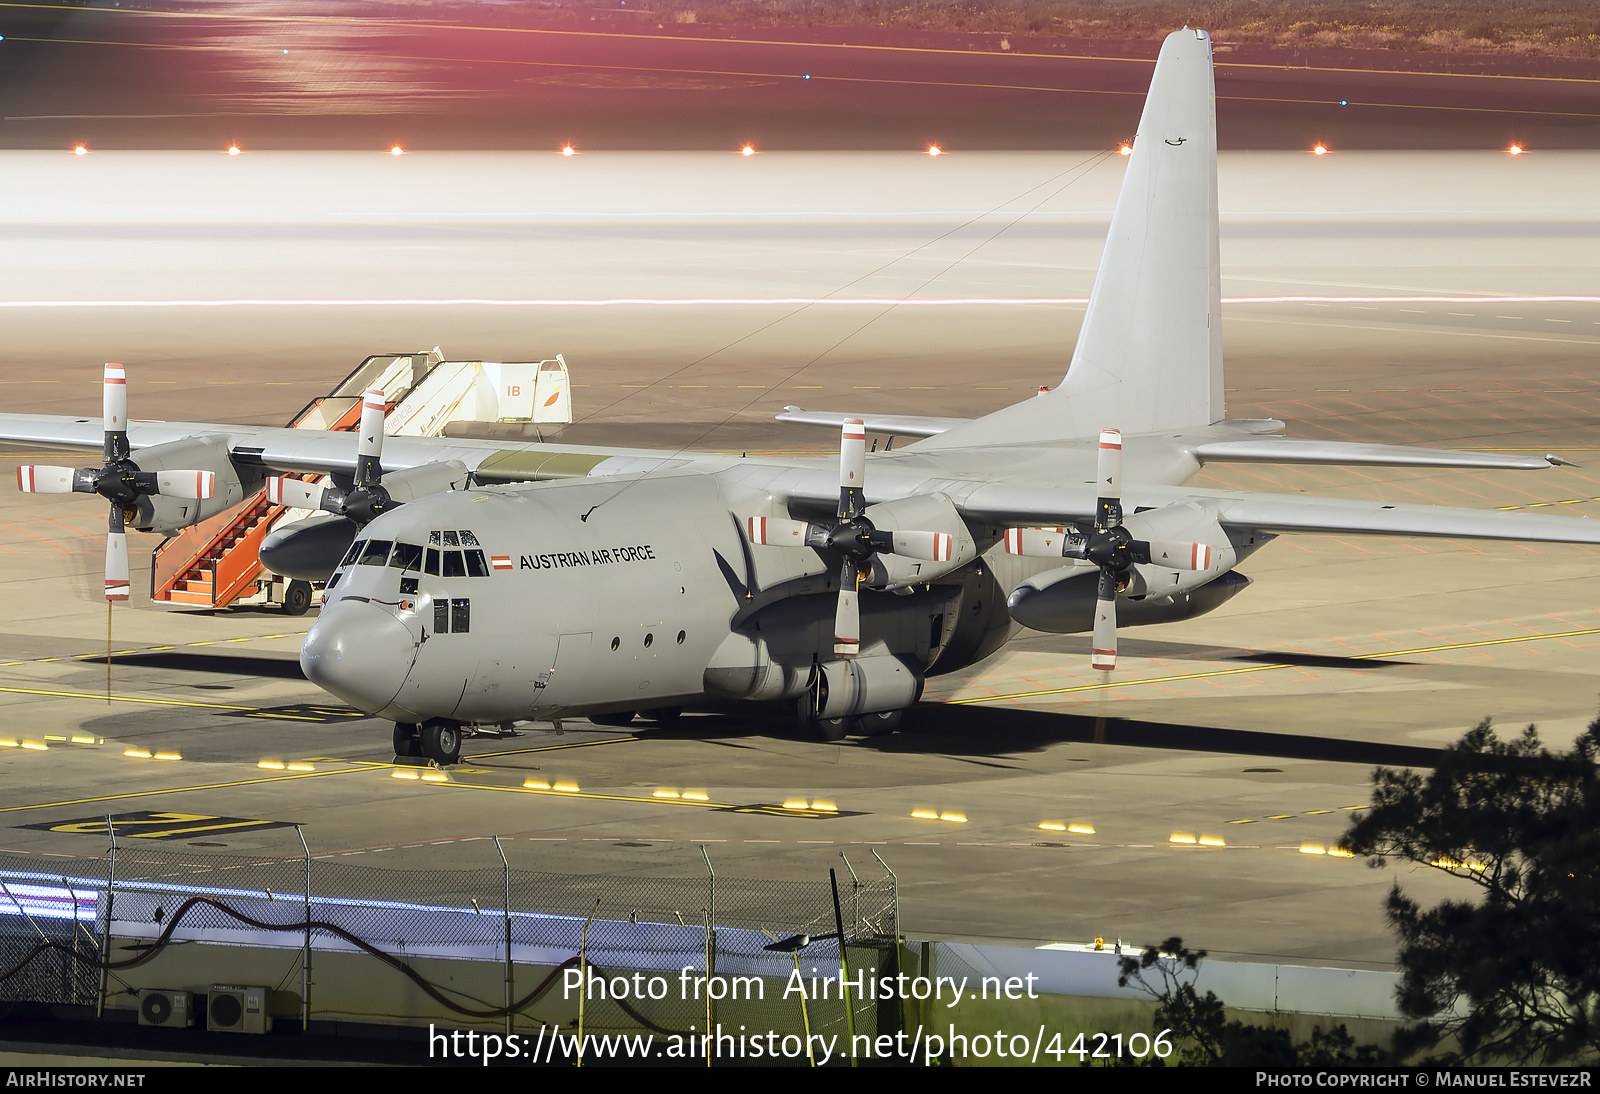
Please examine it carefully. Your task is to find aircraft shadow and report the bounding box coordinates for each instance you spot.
[100,652,308,680]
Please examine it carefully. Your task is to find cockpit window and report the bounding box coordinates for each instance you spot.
[358,539,393,566]
[464,549,490,577]
[460,530,480,547]
[441,550,466,578]
[424,547,440,576]
[428,531,441,546]
[442,531,460,547]
[341,540,366,568]
[389,542,424,572]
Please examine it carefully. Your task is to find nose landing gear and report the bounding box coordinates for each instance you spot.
[393,719,462,765]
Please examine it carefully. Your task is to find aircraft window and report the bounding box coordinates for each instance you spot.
[429,531,441,546]
[644,633,654,648]
[358,539,393,566]
[443,531,460,547]
[326,572,342,590]
[464,549,490,578]
[342,541,366,567]
[399,576,418,595]
[610,637,620,651]
[434,601,448,633]
[442,551,466,578]
[460,530,480,547]
[450,598,470,633]
[424,547,440,576]
[677,630,686,645]
[390,542,424,571]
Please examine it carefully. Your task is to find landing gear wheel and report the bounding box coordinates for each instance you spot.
[420,719,462,765]
[590,711,636,727]
[796,697,848,742]
[642,707,682,726]
[393,722,422,758]
[283,580,313,616]
[850,709,902,737]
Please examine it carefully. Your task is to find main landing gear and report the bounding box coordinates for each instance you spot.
[795,700,904,742]
[393,719,462,765]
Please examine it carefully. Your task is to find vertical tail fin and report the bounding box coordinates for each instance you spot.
[922,28,1222,449]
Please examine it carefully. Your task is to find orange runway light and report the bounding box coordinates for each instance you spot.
[927,145,942,156]
[740,144,756,156]
[1118,144,1132,156]
[389,145,405,156]
[1312,144,1328,156]
[560,145,575,156]
[226,145,241,156]
[1507,144,1524,155]
[73,144,88,156]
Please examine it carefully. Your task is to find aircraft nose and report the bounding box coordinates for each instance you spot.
[300,599,417,713]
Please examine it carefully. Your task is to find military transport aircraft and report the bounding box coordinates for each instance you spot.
[7,29,1598,765]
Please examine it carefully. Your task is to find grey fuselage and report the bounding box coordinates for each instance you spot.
[298,429,1270,725]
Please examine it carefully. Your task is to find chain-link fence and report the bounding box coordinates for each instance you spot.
[0,831,896,1052]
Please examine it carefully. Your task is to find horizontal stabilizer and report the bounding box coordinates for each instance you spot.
[1196,438,1561,470]
[775,407,966,438]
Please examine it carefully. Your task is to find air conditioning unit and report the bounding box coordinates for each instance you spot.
[137,988,193,1028]
[207,984,271,1034]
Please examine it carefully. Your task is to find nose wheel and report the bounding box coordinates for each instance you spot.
[420,719,462,765]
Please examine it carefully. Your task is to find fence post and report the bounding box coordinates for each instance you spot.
[830,868,858,1067]
[295,825,311,1031]
[838,851,860,935]
[701,844,715,1067]
[492,835,512,1036]
[869,848,899,948]
[96,816,117,1019]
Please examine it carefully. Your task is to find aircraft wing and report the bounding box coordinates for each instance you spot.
[775,472,1600,546]
[1193,437,1561,471]
[774,407,967,438]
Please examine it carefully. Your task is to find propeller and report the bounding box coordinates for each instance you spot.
[1002,428,1212,671]
[265,388,394,524]
[746,418,956,658]
[15,364,216,601]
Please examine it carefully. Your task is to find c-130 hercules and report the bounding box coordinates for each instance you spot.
[8,29,1596,765]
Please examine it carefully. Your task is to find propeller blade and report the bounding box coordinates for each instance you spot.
[834,560,860,658]
[838,418,866,519]
[1144,540,1213,571]
[266,476,334,511]
[105,504,129,601]
[355,387,386,488]
[1002,526,1071,558]
[1090,569,1117,671]
[103,363,129,463]
[16,466,83,494]
[886,529,953,562]
[154,470,216,500]
[746,516,812,547]
[1095,428,1122,531]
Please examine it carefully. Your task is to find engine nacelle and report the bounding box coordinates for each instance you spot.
[129,437,253,535]
[861,493,975,590]
[259,513,359,581]
[1008,568,1252,633]
[382,460,471,503]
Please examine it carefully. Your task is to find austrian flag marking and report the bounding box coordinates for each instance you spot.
[491,555,513,571]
